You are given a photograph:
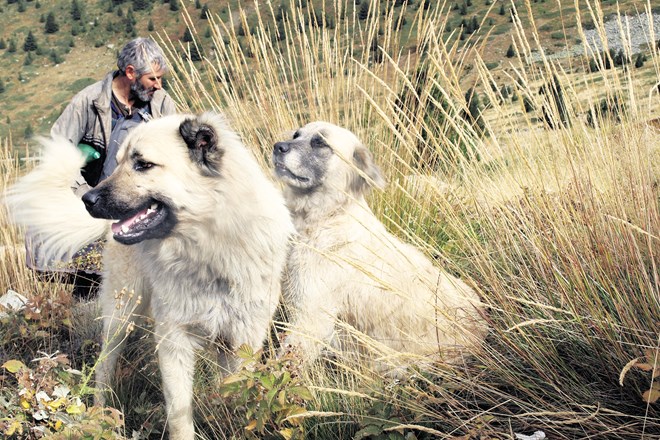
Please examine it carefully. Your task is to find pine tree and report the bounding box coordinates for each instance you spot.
[147,19,154,31]
[170,0,179,12]
[0,39,5,50]
[634,53,644,68]
[182,27,194,42]
[0,78,5,94]
[133,0,149,11]
[44,11,59,34]
[8,39,17,53]
[498,3,505,15]
[459,2,467,15]
[194,0,201,8]
[200,4,210,19]
[24,122,34,139]
[506,43,515,58]
[23,31,38,52]
[470,15,479,32]
[359,0,369,20]
[71,0,82,20]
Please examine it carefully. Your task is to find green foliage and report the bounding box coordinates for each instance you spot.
[147,18,154,31]
[70,0,81,20]
[44,11,59,33]
[200,3,209,19]
[219,345,312,440]
[7,39,17,53]
[182,26,194,42]
[0,354,123,438]
[505,43,515,57]
[0,78,5,94]
[169,0,179,12]
[586,95,626,127]
[23,30,38,52]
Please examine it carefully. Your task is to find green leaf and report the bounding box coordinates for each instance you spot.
[3,360,27,373]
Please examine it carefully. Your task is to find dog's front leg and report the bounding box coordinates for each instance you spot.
[156,325,197,440]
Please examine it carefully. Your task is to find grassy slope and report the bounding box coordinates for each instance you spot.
[0,0,656,142]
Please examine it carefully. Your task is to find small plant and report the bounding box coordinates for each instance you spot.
[1,353,124,438]
[218,345,313,440]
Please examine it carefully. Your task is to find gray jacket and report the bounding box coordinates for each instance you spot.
[51,70,177,187]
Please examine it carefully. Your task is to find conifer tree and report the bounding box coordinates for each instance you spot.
[506,43,515,57]
[23,31,38,52]
[359,0,369,20]
[71,0,82,20]
[182,27,194,42]
[45,11,59,33]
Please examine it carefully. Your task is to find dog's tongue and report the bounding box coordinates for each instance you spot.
[111,204,158,235]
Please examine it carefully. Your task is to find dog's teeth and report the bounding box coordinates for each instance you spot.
[149,203,158,211]
[121,225,129,234]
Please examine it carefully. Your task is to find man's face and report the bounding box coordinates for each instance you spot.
[130,63,166,102]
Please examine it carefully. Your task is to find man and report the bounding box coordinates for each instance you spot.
[52,37,177,194]
[30,37,177,296]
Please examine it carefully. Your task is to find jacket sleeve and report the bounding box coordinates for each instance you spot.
[50,93,88,146]
[50,94,90,193]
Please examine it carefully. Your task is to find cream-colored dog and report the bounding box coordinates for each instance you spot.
[272,122,486,369]
[6,113,294,440]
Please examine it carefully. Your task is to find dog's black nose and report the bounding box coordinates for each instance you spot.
[274,142,290,154]
[82,189,100,211]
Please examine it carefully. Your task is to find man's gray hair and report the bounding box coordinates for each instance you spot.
[117,37,168,77]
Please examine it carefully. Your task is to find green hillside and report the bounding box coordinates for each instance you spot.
[0,0,656,143]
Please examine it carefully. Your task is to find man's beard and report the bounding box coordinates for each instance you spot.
[130,78,154,102]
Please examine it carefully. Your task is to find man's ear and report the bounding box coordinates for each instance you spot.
[124,65,137,81]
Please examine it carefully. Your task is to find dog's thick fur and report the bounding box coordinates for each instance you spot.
[6,113,294,439]
[273,122,486,369]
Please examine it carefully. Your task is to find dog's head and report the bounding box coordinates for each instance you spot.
[272,121,384,197]
[82,113,235,245]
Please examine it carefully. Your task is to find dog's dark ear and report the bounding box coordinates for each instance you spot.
[179,117,223,176]
[350,145,385,195]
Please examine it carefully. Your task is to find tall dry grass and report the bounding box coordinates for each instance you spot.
[159,0,659,437]
[1,0,658,438]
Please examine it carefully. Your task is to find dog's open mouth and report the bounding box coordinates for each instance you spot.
[111,201,175,245]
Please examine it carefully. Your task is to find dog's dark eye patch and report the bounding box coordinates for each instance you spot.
[310,134,330,149]
[292,131,301,140]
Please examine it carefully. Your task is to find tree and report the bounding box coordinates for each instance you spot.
[506,43,515,58]
[498,3,505,15]
[169,0,179,12]
[200,4,210,19]
[24,122,33,139]
[0,39,5,50]
[182,27,194,42]
[459,2,467,15]
[23,31,38,52]
[147,19,154,31]
[71,0,82,20]
[634,53,645,68]
[358,0,369,20]
[7,39,17,53]
[0,78,5,94]
[133,0,149,11]
[44,11,59,33]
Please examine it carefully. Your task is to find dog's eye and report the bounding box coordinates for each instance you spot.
[134,160,155,171]
[310,135,329,149]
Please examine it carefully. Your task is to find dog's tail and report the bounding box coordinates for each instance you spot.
[4,136,109,262]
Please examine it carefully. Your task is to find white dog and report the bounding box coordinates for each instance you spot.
[6,113,294,439]
[272,121,486,370]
